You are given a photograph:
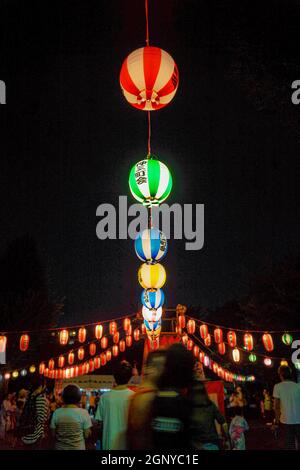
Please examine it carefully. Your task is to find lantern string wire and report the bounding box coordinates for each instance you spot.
[145,0,150,46]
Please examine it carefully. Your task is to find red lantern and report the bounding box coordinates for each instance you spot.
[232,348,240,363]
[214,328,223,344]
[120,46,179,111]
[78,365,84,376]
[199,351,205,363]
[48,359,55,370]
[182,334,188,346]
[123,318,131,332]
[89,343,96,356]
[199,324,208,339]
[69,367,75,378]
[58,355,65,368]
[262,333,274,352]
[113,332,120,344]
[126,325,133,336]
[20,334,30,352]
[213,363,219,374]
[187,319,196,334]
[178,315,186,329]
[227,331,237,348]
[101,337,108,349]
[187,339,193,350]
[100,353,107,366]
[68,352,75,365]
[83,362,89,375]
[106,350,112,361]
[44,368,49,377]
[204,334,211,347]
[74,366,79,377]
[141,324,147,335]
[95,324,103,340]
[218,342,226,355]
[175,326,182,336]
[119,340,126,352]
[244,333,254,351]
[59,329,69,345]
[39,363,45,375]
[78,347,85,361]
[94,356,101,369]
[78,327,86,343]
[134,328,140,341]
[109,321,117,335]
[112,345,119,357]
[89,359,95,372]
[0,335,7,353]
[126,335,133,347]
[193,345,200,357]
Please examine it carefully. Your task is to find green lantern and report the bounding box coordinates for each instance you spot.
[129,157,172,207]
[249,353,257,362]
[282,333,293,346]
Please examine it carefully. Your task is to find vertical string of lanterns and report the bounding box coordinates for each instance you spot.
[120,0,179,349]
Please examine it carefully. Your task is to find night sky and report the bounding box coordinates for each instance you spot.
[1,0,300,325]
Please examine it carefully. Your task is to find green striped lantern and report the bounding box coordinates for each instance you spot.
[282,333,293,346]
[129,157,172,206]
[248,353,257,363]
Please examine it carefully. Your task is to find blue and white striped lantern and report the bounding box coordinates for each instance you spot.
[142,306,162,323]
[141,288,165,309]
[144,319,161,333]
[135,228,167,263]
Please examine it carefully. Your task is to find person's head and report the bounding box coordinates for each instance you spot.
[158,343,195,390]
[263,388,270,397]
[113,360,133,385]
[28,374,46,394]
[278,365,293,382]
[236,386,242,393]
[62,385,82,405]
[144,349,167,386]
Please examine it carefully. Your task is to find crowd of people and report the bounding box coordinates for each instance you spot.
[0,343,300,451]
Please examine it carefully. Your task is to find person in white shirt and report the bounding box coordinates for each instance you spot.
[95,361,134,450]
[273,365,300,450]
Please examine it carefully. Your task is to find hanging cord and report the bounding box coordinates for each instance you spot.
[145,0,150,46]
[147,111,151,157]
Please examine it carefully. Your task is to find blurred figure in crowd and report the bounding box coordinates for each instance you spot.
[261,389,273,424]
[229,407,249,450]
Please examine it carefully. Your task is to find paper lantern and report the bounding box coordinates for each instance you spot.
[68,352,75,365]
[282,333,293,346]
[141,288,165,309]
[43,368,49,378]
[106,350,112,361]
[264,357,272,367]
[262,333,274,352]
[249,353,257,363]
[182,334,188,346]
[109,321,118,335]
[0,335,7,353]
[20,334,30,352]
[20,369,27,377]
[133,328,140,342]
[135,228,167,263]
[101,336,108,349]
[39,363,45,375]
[89,359,95,372]
[129,158,172,207]
[232,348,240,363]
[120,46,179,111]
[243,333,254,351]
[12,370,19,379]
[199,324,208,339]
[113,332,120,344]
[178,314,186,329]
[78,347,85,361]
[175,326,182,336]
[59,329,69,345]
[193,345,200,357]
[95,324,103,340]
[138,263,166,289]
[58,355,65,368]
[187,319,196,334]
[204,334,211,347]
[119,340,126,352]
[142,306,162,323]
[83,362,89,375]
[123,318,131,332]
[141,323,147,335]
[199,351,205,363]
[213,363,219,374]
[4,373,11,380]
[48,359,55,370]
[227,331,237,348]
[218,342,226,355]
[126,335,133,347]
[112,345,119,357]
[126,325,133,336]
[204,356,210,367]
[78,328,86,343]
[214,328,223,344]
[187,339,193,350]
[94,356,101,369]
[89,343,96,356]
[100,353,107,366]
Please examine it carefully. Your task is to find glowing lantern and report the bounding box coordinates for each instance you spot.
[89,343,96,356]
[214,328,223,344]
[65,368,71,379]
[204,356,210,367]
[113,332,120,344]
[227,331,237,348]
[100,353,107,366]
[135,228,168,263]
[94,357,101,369]
[249,353,257,363]
[0,335,7,353]
[12,370,19,379]
[141,288,165,310]
[126,335,133,347]
[78,328,86,343]
[44,368,49,377]
[178,315,186,329]
[204,334,211,347]
[133,329,140,342]
[89,359,95,372]
[213,363,219,374]
[199,324,208,339]
[106,350,112,361]
[187,339,193,351]
[218,343,226,355]
[20,334,30,352]
[141,324,147,335]
[4,373,11,380]
[181,334,188,346]
[74,366,79,377]
[39,363,45,375]
[58,355,65,368]
[112,345,119,357]
[199,352,205,363]
[280,360,288,366]
[262,333,274,352]
[243,333,254,351]
[142,306,162,323]
[123,318,131,332]
[232,348,240,363]
[68,352,75,365]
[187,319,196,334]
[193,345,200,357]
[264,357,272,367]
[20,369,27,377]
[120,46,179,111]
[59,329,69,345]
[78,347,85,361]
[119,340,126,352]
[175,326,182,336]
[48,359,55,370]
[95,324,103,340]
[109,322,118,335]
[282,333,293,346]
[138,263,166,289]
[101,337,108,349]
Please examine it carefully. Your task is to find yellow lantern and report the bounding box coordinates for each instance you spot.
[29,365,36,373]
[138,263,166,289]
[232,348,240,363]
[12,370,19,379]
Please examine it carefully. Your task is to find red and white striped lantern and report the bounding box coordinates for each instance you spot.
[182,334,188,346]
[48,359,55,370]
[58,355,65,368]
[262,333,274,352]
[78,347,85,361]
[178,315,186,329]
[39,363,45,375]
[218,342,226,355]
[244,333,254,351]
[106,350,112,361]
[109,321,117,335]
[214,328,223,344]
[199,351,205,363]
[89,359,95,373]
[187,319,196,334]
[187,339,193,351]
[94,356,101,369]
[199,324,209,339]
[119,340,126,352]
[59,329,69,345]
[100,353,107,366]
[68,352,74,365]
[89,343,96,356]
[204,334,211,347]
[126,335,133,347]
[101,336,108,349]
[95,324,103,340]
[193,345,200,357]
[20,334,30,352]
[227,331,237,348]
[113,332,120,344]
[123,318,131,332]
[78,327,86,343]
[112,345,119,357]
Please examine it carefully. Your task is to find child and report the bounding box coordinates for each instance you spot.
[229,408,249,450]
